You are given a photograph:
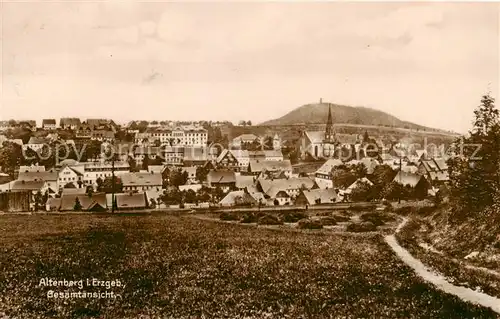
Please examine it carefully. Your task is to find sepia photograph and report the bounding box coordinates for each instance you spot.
[0,1,499,318]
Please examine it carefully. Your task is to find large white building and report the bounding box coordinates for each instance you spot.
[148,125,208,147]
[75,161,130,187]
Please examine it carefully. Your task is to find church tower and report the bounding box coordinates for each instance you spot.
[324,104,336,143]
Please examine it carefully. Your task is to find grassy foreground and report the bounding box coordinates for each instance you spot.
[0,213,497,318]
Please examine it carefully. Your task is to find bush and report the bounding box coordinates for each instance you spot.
[416,206,437,216]
[297,218,323,229]
[220,212,239,221]
[280,210,308,223]
[320,217,337,226]
[257,214,283,225]
[240,213,258,223]
[346,222,377,232]
[331,214,351,223]
[360,212,395,226]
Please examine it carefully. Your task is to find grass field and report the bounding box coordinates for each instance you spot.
[0,213,497,318]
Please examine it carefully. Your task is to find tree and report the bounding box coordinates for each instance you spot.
[127,156,138,172]
[96,177,104,191]
[142,154,150,171]
[184,189,197,204]
[448,94,500,216]
[34,191,44,211]
[0,142,22,176]
[331,166,357,189]
[86,186,94,197]
[149,198,157,209]
[74,197,82,211]
[101,176,123,193]
[168,168,188,187]
[246,120,252,126]
[196,166,209,183]
[349,181,376,202]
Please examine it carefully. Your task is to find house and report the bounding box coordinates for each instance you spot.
[263,149,284,161]
[314,159,343,189]
[23,137,49,152]
[134,146,160,166]
[247,160,293,177]
[147,165,165,174]
[219,190,257,207]
[121,172,162,192]
[215,149,240,171]
[417,158,449,185]
[179,184,202,192]
[46,197,62,211]
[81,161,130,187]
[273,190,291,205]
[42,119,57,130]
[59,192,107,211]
[111,192,148,210]
[295,188,338,206]
[393,171,430,199]
[59,118,81,130]
[183,146,215,166]
[145,188,163,208]
[162,146,184,166]
[231,134,260,149]
[91,130,115,142]
[257,177,316,202]
[235,175,255,191]
[61,188,87,196]
[207,170,236,193]
[346,157,380,175]
[17,170,58,194]
[343,177,374,198]
[181,166,197,184]
[58,165,84,189]
[19,165,46,173]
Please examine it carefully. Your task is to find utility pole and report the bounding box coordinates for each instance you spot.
[111,145,116,213]
[398,155,402,204]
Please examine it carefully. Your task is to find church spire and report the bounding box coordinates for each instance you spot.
[324,104,335,143]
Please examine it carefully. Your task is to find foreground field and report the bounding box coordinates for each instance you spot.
[0,213,497,318]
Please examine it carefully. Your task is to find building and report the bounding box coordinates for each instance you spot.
[17,170,58,194]
[134,146,160,166]
[393,171,430,199]
[417,158,449,185]
[162,146,184,166]
[23,137,49,152]
[19,165,46,173]
[59,118,81,130]
[247,159,293,177]
[149,126,208,147]
[219,190,257,207]
[91,130,115,142]
[257,177,316,202]
[299,104,361,159]
[58,165,84,189]
[111,192,148,210]
[273,134,282,150]
[230,134,260,149]
[81,161,130,187]
[42,119,57,130]
[207,170,236,193]
[121,172,162,192]
[314,159,343,189]
[59,192,107,212]
[181,166,197,184]
[215,149,240,171]
[295,188,338,206]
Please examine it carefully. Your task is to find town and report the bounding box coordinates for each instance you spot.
[0,104,453,213]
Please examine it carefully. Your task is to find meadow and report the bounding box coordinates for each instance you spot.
[0,213,497,318]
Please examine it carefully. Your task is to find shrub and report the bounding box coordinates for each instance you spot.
[240,213,258,224]
[320,217,337,226]
[281,211,308,223]
[297,218,323,229]
[257,214,283,225]
[331,214,351,223]
[416,206,437,216]
[220,212,239,221]
[346,222,377,232]
[360,212,395,226]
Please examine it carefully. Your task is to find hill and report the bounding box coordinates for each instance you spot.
[260,102,447,133]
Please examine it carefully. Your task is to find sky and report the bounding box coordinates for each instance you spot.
[1,1,499,133]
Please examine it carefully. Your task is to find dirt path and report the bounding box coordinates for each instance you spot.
[385,217,500,314]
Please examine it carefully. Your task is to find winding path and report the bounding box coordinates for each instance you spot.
[385,217,500,314]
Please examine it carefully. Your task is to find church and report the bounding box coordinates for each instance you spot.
[299,103,362,160]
